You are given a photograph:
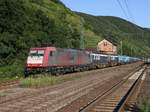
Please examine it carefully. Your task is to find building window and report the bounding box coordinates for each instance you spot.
[49,51,53,56]
[104,42,107,46]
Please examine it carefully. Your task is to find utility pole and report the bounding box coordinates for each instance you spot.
[131,46,132,56]
[120,40,123,55]
[80,18,84,49]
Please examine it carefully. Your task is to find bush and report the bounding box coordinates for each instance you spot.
[0,62,24,78]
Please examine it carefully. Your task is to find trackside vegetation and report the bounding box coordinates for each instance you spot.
[135,69,150,112]
[20,75,83,88]
[138,100,150,112]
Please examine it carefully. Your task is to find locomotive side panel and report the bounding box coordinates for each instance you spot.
[48,50,57,66]
[77,51,90,65]
[47,48,91,67]
[110,55,119,66]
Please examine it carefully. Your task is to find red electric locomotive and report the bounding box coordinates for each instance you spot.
[25,47,92,76]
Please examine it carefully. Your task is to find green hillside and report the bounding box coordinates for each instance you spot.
[0,0,99,77]
[0,0,149,78]
[77,12,150,57]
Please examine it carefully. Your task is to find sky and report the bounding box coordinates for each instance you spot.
[60,0,150,28]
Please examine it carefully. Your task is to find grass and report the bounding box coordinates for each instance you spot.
[0,77,19,83]
[136,73,150,112]
[138,100,150,112]
[20,74,83,88]
[20,76,57,88]
[146,80,150,83]
[0,93,7,97]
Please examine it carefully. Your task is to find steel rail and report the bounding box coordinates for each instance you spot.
[79,65,146,112]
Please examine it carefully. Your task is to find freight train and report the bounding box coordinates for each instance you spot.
[24,47,140,77]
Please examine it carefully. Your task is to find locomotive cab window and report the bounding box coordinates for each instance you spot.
[49,51,53,56]
[38,50,44,57]
[29,50,37,57]
[29,50,44,57]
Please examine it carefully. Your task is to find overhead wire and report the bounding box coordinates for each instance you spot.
[116,0,129,19]
[116,0,134,55]
[124,0,135,23]
[124,0,144,32]
[116,0,144,56]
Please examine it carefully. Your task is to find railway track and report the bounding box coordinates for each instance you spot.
[0,63,143,112]
[0,80,19,90]
[0,70,119,112]
[79,65,147,112]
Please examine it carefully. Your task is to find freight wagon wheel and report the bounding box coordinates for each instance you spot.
[51,72,56,76]
[42,73,50,77]
[55,73,60,76]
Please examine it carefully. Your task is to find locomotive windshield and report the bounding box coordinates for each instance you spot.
[29,50,44,57]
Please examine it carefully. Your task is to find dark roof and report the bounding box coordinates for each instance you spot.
[104,38,118,46]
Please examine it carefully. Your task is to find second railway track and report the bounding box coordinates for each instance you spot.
[79,65,147,112]
[0,80,19,90]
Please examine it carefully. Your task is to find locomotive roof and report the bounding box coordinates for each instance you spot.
[30,47,56,50]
